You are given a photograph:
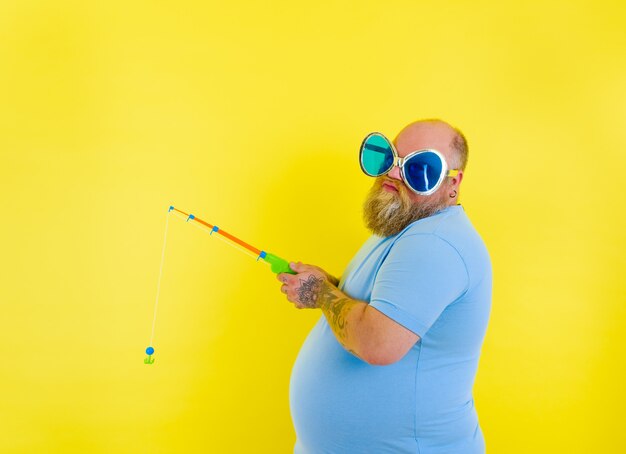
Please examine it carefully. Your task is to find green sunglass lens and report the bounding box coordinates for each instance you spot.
[361,134,394,176]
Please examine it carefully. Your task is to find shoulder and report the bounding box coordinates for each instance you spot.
[393,206,467,254]
[390,205,491,277]
[401,206,488,255]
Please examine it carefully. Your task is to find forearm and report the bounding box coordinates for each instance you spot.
[280,262,418,366]
[316,281,368,358]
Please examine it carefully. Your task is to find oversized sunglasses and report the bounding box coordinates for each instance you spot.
[359,132,459,196]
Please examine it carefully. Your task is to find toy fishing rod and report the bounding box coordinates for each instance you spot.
[144,205,295,364]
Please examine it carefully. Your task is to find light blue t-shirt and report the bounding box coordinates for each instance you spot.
[289,205,492,453]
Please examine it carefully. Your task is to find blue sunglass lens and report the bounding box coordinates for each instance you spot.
[404,152,444,193]
[361,134,394,176]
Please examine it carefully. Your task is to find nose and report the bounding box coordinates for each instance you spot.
[387,163,402,180]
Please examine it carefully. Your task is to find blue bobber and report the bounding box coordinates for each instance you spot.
[146,346,155,355]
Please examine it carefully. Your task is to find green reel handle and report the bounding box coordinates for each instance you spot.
[262,253,297,274]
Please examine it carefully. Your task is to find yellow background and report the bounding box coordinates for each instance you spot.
[1,0,624,452]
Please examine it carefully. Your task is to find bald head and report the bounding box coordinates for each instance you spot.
[363,119,467,236]
[394,119,468,171]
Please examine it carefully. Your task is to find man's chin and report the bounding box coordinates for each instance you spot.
[363,194,412,237]
[363,189,449,237]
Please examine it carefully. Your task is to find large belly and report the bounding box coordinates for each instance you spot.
[289,318,418,452]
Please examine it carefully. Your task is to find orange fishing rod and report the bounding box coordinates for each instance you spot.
[144,205,295,364]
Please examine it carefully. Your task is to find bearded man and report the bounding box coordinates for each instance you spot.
[278,119,492,453]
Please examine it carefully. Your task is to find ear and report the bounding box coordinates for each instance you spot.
[451,170,464,188]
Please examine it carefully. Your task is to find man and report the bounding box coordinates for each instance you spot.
[278,119,492,453]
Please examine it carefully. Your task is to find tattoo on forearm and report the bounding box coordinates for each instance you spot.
[317,283,353,345]
[295,276,356,353]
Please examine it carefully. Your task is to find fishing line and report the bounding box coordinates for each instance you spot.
[144,211,170,364]
[144,205,295,364]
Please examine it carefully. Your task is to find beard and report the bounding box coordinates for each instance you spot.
[363,178,450,237]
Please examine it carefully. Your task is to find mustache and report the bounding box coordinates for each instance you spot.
[376,177,411,203]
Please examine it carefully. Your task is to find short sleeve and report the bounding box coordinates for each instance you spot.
[369,233,469,337]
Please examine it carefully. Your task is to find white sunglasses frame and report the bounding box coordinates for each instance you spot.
[359,132,459,196]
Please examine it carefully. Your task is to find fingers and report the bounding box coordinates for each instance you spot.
[277,272,292,285]
[281,283,301,307]
[278,273,293,301]
[289,261,307,273]
[278,261,314,276]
